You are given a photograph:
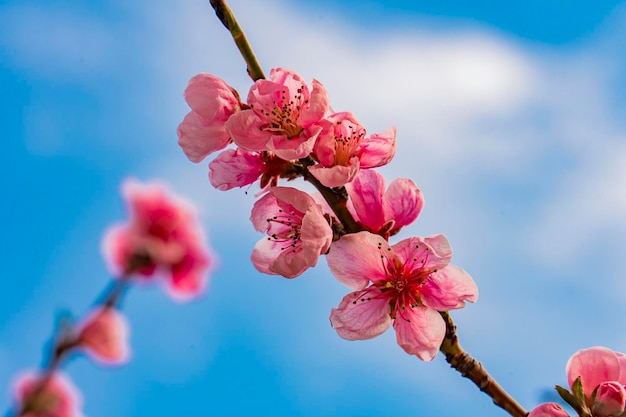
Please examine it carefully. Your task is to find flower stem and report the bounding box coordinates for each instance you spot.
[209,0,266,81]
[439,312,527,417]
[297,159,366,235]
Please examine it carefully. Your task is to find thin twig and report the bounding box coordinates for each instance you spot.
[439,312,528,417]
[209,0,265,81]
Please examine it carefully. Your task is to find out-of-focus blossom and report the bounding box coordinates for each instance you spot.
[528,403,570,417]
[102,179,214,301]
[309,112,396,187]
[177,73,242,163]
[327,232,478,361]
[76,307,130,366]
[250,187,332,278]
[225,68,328,160]
[13,372,84,417]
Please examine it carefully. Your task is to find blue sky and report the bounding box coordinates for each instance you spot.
[2,0,626,416]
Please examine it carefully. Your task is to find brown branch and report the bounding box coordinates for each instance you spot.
[439,312,528,417]
[296,159,366,235]
[209,0,265,81]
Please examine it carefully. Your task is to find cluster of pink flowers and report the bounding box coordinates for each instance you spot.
[178,68,396,191]
[178,67,479,361]
[530,346,626,417]
[11,180,214,417]
[103,179,214,300]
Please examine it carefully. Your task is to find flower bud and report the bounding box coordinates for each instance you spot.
[528,402,570,417]
[77,307,130,366]
[592,381,626,417]
[13,371,83,417]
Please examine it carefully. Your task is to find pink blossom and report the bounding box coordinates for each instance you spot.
[76,307,130,366]
[102,179,214,300]
[250,187,333,278]
[13,372,84,417]
[209,148,293,191]
[308,112,396,187]
[346,169,423,237]
[327,232,478,360]
[177,73,241,163]
[225,68,328,160]
[565,346,626,416]
[566,346,626,399]
[593,381,626,417]
[528,403,570,417]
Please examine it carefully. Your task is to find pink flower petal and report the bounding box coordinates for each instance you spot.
[77,308,130,366]
[357,126,396,168]
[209,148,265,191]
[566,346,623,398]
[177,73,240,163]
[298,79,329,127]
[528,403,570,417]
[308,158,360,188]
[251,238,311,278]
[346,170,386,231]
[300,206,333,261]
[392,235,452,274]
[168,246,213,300]
[184,73,239,120]
[330,287,392,340]
[383,178,424,232]
[225,110,269,152]
[593,381,626,417]
[421,265,479,311]
[614,351,626,386]
[267,124,320,160]
[270,187,317,215]
[177,111,232,163]
[326,232,392,290]
[13,371,84,417]
[393,305,445,361]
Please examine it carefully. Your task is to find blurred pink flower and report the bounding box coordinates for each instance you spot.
[250,187,332,278]
[528,403,570,417]
[13,372,84,417]
[309,112,396,187]
[102,179,214,300]
[327,232,478,361]
[177,73,241,163]
[225,68,328,160]
[76,307,130,366]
